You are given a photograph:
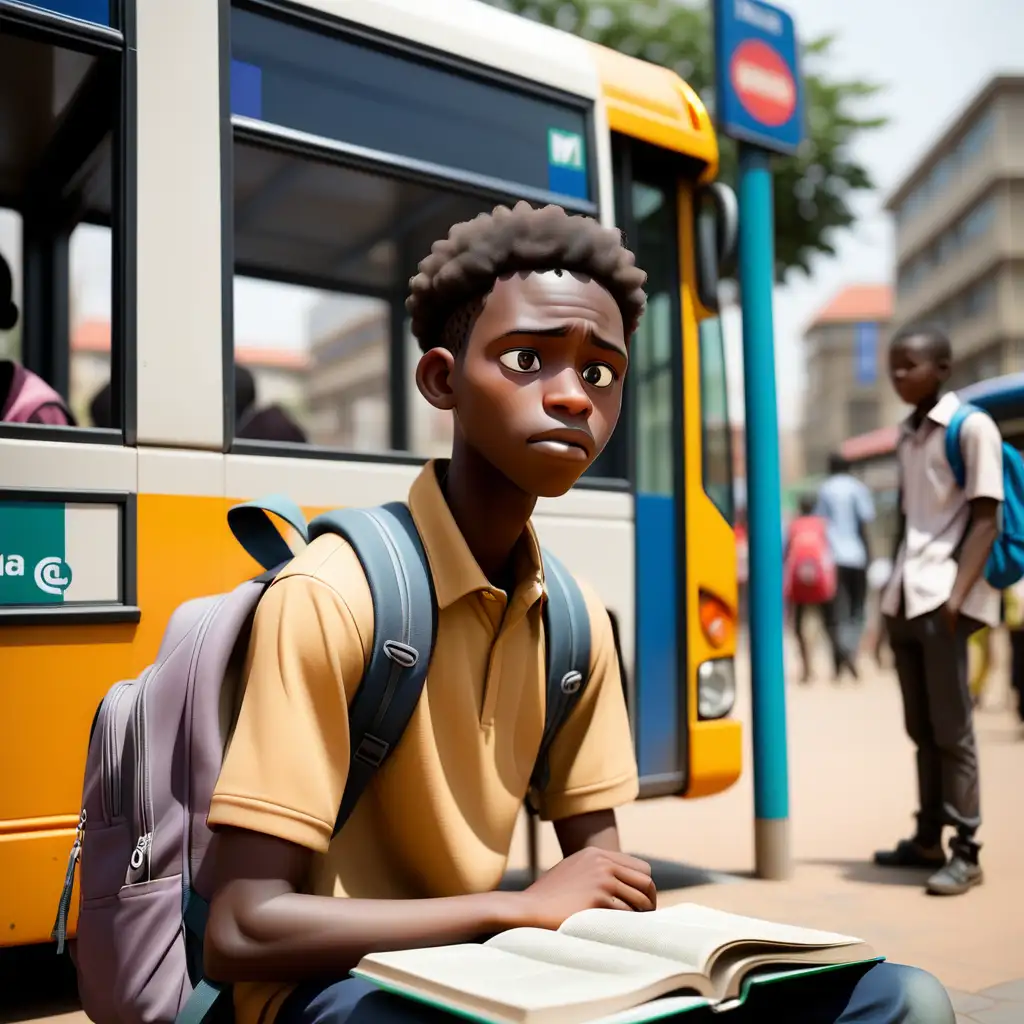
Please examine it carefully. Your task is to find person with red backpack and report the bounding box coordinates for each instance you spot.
[785,493,839,683]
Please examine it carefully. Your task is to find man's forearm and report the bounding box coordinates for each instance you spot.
[205,885,528,983]
[554,808,620,857]
[951,518,999,609]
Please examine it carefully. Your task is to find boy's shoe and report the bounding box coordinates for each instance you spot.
[873,838,946,869]
[926,837,983,896]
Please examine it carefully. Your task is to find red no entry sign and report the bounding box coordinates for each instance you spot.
[729,38,797,128]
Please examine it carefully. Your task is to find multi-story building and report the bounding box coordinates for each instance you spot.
[885,74,1024,420]
[799,284,893,477]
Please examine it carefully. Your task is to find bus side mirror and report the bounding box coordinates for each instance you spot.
[694,182,738,313]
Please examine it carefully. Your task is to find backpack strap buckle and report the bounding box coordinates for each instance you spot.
[353,734,390,768]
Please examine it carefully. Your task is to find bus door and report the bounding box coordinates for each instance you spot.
[609,137,690,796]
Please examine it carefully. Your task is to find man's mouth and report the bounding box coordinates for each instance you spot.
[527,430,593,461]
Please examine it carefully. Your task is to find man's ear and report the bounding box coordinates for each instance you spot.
[416,347,457,411]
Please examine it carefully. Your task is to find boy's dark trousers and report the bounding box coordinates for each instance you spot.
[883,608,982,846]
[1011,627,1024,723]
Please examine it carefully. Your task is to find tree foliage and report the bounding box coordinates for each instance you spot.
[483,0,887,281]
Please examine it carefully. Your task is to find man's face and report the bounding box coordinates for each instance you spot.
[889,335,948,407]
[431,270,628,498]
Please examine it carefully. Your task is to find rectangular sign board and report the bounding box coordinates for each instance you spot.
[713,0,805,155]
[0,497,122,609]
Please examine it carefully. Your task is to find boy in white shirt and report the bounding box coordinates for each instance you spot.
[876,326,1003,896]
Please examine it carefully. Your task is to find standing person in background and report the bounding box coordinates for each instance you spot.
[815,452,876,680]
[785,494,839,683]
[875,325,1002,896]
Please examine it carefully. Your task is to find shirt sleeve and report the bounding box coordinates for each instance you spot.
[961,412,1004,503]
[534,579,639,822]
[207,573,366,853]
[855,481,876,524]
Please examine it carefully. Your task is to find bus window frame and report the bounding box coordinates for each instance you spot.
[219,0,631,484]
[612,134,693,797]
[0,0,137,446]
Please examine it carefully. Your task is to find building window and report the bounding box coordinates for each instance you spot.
[847,397,878,438]
[961,195,996,246]
[962,275,997,319]
[949,344,1002,390]
[959,109,996,164]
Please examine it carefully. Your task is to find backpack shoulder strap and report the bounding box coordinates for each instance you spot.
[227,494,310,571]
[529,549,592,808]
[945,402,981,490]
[307,502,437,837]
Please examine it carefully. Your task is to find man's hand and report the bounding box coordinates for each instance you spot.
[939,599,961,635]
[517,847,657,931]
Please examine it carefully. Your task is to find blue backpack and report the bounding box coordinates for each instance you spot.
[946,403,1024,589]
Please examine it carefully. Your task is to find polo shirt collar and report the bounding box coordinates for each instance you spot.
[407,460,545,610]
[899,391,960,440]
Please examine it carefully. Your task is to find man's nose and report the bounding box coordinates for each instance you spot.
[543,367,593,418]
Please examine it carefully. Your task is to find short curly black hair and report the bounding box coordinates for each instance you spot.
[406,201,648,354]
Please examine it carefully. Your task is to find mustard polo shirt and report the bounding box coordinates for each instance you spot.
[207,460,639,1024]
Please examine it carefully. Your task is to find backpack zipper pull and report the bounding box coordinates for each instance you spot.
[125,831,152,886]
[52,809,87,955]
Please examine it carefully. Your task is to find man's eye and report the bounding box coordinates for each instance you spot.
[581,363,616,388]
[499,349,541,374]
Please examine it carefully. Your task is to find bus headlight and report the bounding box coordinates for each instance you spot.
[697,658,736,720]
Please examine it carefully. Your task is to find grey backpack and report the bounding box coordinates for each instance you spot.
[52,496,592,1024]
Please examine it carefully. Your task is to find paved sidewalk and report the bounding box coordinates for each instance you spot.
[512,638,1024,1018]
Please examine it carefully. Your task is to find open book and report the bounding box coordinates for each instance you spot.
[351,903,879,1024]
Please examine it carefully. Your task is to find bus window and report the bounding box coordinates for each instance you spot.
[226,4,594,459]
[229,141,493,455]
[698,317,734,523]
[0,17,125,435]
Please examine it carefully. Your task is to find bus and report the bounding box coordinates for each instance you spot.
[0,0,741,948]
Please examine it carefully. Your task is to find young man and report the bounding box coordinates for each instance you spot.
[204,204,953,1023]
[875,325,1003,897]
[816,452,876,679]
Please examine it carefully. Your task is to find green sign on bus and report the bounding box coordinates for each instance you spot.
[0,501,73,606]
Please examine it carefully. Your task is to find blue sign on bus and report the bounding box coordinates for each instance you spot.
[713,0,804,155]
[23,0,110,26]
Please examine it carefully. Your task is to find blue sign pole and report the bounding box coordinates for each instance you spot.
[714,0,805,880]
[737,146,791,879]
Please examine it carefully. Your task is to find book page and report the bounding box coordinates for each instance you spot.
[487,927,693,981]
[559,903,865,974]
[356,939,700,1024]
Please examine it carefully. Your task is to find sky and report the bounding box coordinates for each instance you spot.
[718,0,1024,426]
[4,0,1024,430]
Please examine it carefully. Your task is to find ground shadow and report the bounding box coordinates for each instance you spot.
[500,855,749,893]
[0,943,80,1023]
[801,857,935,887]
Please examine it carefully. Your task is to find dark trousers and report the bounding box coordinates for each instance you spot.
[885,609,982,844]
[793,601,837,679]
[276,962,954,1023]
[1011,629,1024,723]
[831,566,868,668]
